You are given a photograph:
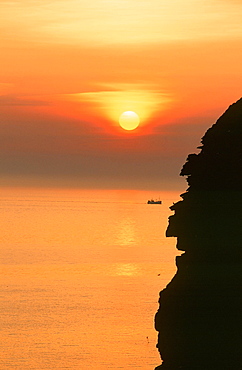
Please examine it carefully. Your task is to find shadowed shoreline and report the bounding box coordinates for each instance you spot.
[154,98,242,369]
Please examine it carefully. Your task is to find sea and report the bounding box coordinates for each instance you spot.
[0,188,182,369]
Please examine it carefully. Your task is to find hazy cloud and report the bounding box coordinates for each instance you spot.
[0,94,50,106]
[2,0,242,47]
[0,109,211,190]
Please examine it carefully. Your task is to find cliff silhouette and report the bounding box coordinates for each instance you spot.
[154,98,242,369]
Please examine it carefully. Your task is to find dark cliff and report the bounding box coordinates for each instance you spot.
[154,98,242,369]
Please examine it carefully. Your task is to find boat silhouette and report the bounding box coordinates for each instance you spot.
[147,199,162,204]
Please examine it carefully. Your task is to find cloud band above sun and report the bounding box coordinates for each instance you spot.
[64,84,172,127]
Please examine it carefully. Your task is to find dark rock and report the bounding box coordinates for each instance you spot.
[154,98,242,369]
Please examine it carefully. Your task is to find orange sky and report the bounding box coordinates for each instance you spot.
[0,0,242,190]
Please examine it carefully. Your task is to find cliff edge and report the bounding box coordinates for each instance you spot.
[154,98,242,369]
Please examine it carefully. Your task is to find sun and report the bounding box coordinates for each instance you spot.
[119,111,140,131]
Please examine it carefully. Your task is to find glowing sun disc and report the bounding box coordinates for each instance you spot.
[119,111,140,130]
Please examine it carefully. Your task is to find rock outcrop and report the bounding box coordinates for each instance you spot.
[154,98,242,369]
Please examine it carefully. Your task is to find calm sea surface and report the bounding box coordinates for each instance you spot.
[0,188,181,369]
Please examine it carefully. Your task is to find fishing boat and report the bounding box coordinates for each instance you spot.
[147,199,162,204]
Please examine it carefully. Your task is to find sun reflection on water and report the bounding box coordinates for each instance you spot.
[114,263,140,276]
[115,216,137,246]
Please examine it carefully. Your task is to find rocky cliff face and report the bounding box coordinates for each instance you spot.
[154,98,242,369]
